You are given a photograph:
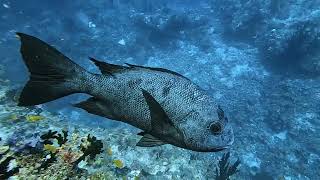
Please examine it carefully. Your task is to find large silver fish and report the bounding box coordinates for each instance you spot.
[16,33,234,152]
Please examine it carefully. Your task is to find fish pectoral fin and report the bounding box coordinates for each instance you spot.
[142,89,186,143]
[89,57,128,75]
[73,97,118,121]
[136,134,166,147]
[142,89,176,132]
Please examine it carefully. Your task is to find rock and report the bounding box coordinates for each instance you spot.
[0,145,9,154]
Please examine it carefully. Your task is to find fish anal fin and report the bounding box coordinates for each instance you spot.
[136,134,166,147]
[73,97,118,120]
[89,57,127,75]
[137,131,146,136]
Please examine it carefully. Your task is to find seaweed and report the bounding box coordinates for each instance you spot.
[40,130,58,145]
[73,134,103,168]
[0,143,19,179]
[56,130,68,146]
[40,130,68,146]
[215,152,240,180]
[0,155,19,179]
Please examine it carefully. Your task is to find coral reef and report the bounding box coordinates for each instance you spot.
[0,156,19,179]
[37,152,57,171]
[0,1,319,179]
[40,129,68,146]
[211,0,320,77]
[73,134,103,168]
[258,20,320,76]
[210,0,268,41]
[0,145,19,179]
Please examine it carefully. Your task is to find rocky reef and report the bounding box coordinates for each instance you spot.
[0,0,319,179]
[0,69,241,179]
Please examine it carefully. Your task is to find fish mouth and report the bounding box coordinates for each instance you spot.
[208,136,233,152]
[199,144,230,152]
[208,146,229,152]
[209,135,234,152]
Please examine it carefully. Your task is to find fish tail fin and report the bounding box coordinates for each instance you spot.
[16,32,87,106]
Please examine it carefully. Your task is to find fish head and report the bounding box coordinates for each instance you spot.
[182,106,234,152]
[202,118,234,152]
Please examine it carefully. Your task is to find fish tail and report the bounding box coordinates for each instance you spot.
[16,32,89,106]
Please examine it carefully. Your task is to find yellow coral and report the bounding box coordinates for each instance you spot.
[113,159,124,168]
[44,144,57,153]
[26,115,45,122]
[107,148,112,156]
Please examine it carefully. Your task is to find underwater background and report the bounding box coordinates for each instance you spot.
[0,0,319,179]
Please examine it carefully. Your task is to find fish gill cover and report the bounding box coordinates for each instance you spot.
[0,0,319,179]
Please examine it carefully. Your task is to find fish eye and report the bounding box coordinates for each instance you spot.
[209,122,222,135]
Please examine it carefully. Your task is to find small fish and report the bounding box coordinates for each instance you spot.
[43,144,57,153]
[16,33,234,152]
[8,114,18,121]
[113,159,124,168]
[106,148,113,156]
[25,115,45,122]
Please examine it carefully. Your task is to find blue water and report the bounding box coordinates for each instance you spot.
[0,1,319,179]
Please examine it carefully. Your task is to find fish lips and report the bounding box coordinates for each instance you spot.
[205,142,233,152]
[195,145,230,152]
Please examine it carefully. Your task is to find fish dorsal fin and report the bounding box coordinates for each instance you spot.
[89,58,188,79]
[89,57,127,75]
[136,134,166,147]
[126,63,189,80]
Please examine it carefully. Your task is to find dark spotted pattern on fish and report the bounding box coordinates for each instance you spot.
[127,78,143,89]
[16,33,234,152]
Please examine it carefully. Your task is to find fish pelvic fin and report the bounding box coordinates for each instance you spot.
[16,33,87,106]
[136,134,166,147]
[73,97,119,121]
